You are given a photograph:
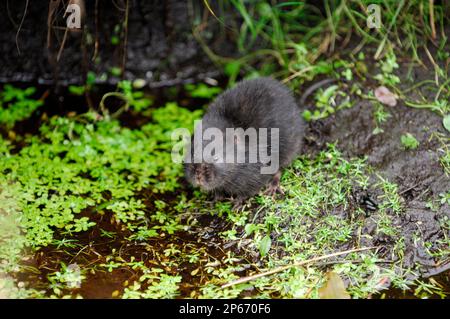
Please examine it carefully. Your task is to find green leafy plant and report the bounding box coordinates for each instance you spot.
[109,67,122,77]
[302,85,352,121]
[443,115,450,133]
[401,133,419,150]
[0,85,43,128]
[374,52,400,86]
[373,103,392,134]
[118,80,153,112]
[0,99,201,249]
[68,72,97,96]
[123,273,182,299]
[111,24,121,45]
[68,85,85,96]
[47,262,85,296]
[184,83,222,99]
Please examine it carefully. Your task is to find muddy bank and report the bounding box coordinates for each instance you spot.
[308,81,449,282]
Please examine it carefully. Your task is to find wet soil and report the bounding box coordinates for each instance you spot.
[303,59,450,297]
[312,99,450,296]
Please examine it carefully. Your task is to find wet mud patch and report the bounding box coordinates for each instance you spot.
[308,80,450,295]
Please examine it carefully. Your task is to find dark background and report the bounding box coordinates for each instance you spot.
[0,0,225,86]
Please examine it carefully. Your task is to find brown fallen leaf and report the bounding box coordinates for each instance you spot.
[374,86,397,106]
[318,271,351,299]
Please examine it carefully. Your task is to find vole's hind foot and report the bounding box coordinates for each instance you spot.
[231,197,246,211]
[264,171,284,197]
[213,193,227,201]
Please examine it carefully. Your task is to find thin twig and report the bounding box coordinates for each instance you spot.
[99,92,129,118]
[121,0,130,79]
[6,0,18,28]
[221,246,378,288]
[202,0,235,32]
[374,0,405,60]
[39,89,50,102]
[429,0,436,40]
[81,27,94,110]
[56,27,69,62]
[281,66,314,84]
[15,0,29,55]
[399,183,421,195]
[47,0,61,49]
[92,0,100,61]
[423,45,440,85]
[112,0,126,11]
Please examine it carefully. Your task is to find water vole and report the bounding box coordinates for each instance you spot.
[184,77,305,203]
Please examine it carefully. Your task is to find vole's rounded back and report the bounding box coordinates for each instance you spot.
[185,77,305,199]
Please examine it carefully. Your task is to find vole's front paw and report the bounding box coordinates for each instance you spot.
[213,193,244,211]
[213,193,227,201]
[264,183,284,197]
[264,171,284,197]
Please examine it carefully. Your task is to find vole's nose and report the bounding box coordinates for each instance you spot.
[195,174,202,185]
[194,164,208,186]
[195,170,204,186]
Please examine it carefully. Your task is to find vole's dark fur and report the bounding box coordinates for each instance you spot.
[184,77,305,201]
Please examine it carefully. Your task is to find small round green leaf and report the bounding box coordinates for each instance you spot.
[443,114,450,132]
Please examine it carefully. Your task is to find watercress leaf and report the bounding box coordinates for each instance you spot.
[259,235,272,257]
